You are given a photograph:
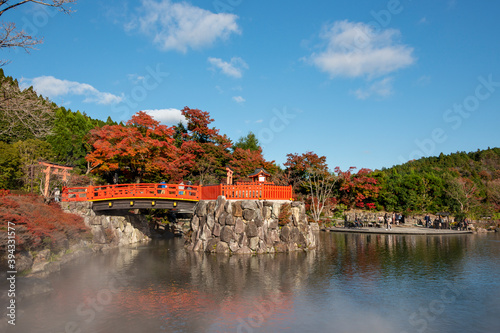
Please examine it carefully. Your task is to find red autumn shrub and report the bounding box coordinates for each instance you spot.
[0,194,90,253]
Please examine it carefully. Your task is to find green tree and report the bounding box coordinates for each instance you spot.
[46,108,101,171]
[233,132,260,152]
[14,139,55,192]
[0,141,21,189]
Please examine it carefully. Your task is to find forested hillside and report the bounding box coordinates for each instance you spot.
[373,148,500,218]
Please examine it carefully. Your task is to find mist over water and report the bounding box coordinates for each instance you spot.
[2,233,500,333]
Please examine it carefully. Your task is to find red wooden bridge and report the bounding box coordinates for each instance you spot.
[62,183,293,211]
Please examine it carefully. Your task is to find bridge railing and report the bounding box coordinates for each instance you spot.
[62,186,89,202]
[200,183,292,200]
[62,183,200,202]
[62,183,292,202]
[220,184,292,200]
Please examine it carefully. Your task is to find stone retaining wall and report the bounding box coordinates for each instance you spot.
[185,196,317,254]
[61,201,151,246]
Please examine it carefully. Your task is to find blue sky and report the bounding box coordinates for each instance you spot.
[2,0,499,171]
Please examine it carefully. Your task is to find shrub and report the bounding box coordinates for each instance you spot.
[278,203,292,226]
[0,194,90,252]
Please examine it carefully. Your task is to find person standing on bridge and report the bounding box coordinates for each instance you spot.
[158,181,166,194]
[179,181,185,195]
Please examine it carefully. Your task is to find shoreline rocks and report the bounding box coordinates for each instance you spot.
[15,202,152,281]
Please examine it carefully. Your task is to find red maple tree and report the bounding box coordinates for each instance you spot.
[336,167,380,209]
[85,111,193,183]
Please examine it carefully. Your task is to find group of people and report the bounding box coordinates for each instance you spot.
[157,181,193,195]
[423,214,469,230]
[379,213,404,230]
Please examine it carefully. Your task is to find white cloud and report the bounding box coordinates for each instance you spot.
[418,17,428,25]
[127,73,146,84]
[308,20,415,79]
[131,0,240,53]
[23,76,123,105]
[416,75,431,86]
[352,77,394,100]
[233,96,245,103]
[208,57,248,78]
[143,108,186,124]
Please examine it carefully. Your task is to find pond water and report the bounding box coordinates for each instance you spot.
[3,232,500,333]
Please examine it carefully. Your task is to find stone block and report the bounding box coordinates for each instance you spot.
[280,225,290,242]
[243,209,256,221]
[254,216,263,227]
[232,201,243,217]
[269,219,278,229]
[195,201,207,217]
[218,212,227,225]
[246,222,258,237]
[225,214,235,226]
[263,206,272,220]
[224,200,232,215]
[216,241,229,254]
[242,200,257,210]
[221,226,235,243]
[235,218,245,234]
[191,215,200,233]
[206,238,218,253]
[207,214,215,230]
[229,240,240,252]
[212,223,221,237]
[238,233,248,248]
[249,237,259,250]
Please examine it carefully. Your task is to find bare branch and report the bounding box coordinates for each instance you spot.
[0,1,75,64]
[304,167,337,223]
[0,0,76,17]
[0,22,41,50]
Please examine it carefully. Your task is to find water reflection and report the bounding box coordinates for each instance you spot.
[2,233,499,333]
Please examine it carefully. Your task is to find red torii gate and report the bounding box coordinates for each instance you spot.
[39,161,73,198]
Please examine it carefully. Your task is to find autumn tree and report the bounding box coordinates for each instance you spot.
[304,166,337,223]
[336,167,380,210]
[229,147,278,181]
[85,111,193,183]
[285,152,335,222]
[284,151,328,193]
[179,107,232,184]
[446,177,478,217]
[0,0,76,65]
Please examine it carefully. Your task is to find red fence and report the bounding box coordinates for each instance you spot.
[62,183,292,202]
